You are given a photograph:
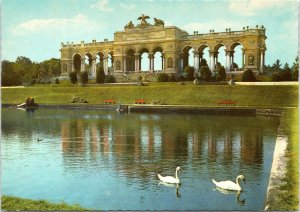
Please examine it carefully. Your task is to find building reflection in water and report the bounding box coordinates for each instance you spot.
[60,114,266,181]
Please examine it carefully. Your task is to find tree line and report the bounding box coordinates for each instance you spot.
[1,57,60,86]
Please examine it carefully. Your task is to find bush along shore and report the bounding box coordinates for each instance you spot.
[1,196,89,211]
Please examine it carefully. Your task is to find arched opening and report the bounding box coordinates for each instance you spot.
[213,44,226,70]
[182,46,194,69]
[197,45,210,69]
[108,51,114,74]
[140,48,150,72]
[73,54,82,73]
[84,53,93,75]
[230,42,244,70]
[126,49,135,72]
[153,47,163,71]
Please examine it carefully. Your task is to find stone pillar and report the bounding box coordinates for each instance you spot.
[161,54,164,70]
[162,54,166,71]
[134,53,140,72]
[149,53,154,72]
[104,57,108,75]
[180,53,184,72]
[71,60,74,72]
[123,55,127,73]
[194,51,199,72]
[92,57,96,76]
[260,52,264,73]
[81,59,85,72]
[225,50,231,72]
[209,51,215,72]
[242,49,245,69]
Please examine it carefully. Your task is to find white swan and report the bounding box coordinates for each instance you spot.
[157,167,181,184]
[212,175,246,191]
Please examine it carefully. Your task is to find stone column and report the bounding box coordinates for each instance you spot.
[242,49,245,69]
[134,53,140,72]
[149,53,154,72]
[260,52,264,73]
[194,51,199,72]
[123,55,127,73]
[71,60,74,72]
[104,56,108,75]
[92,57,96,76]
[209,51,215,72]
[180,53,184,72]
[225,50,231,72]
[162,54,166,71]
[81,59,85,72]
[161,54,164,71]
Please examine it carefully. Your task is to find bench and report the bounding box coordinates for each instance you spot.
[217,100,236,106]
[104,99,116,104]
[134,99,145,104]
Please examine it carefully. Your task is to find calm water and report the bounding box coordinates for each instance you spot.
[1,108,279,210]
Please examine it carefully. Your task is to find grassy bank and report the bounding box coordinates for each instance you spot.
[275,108,299,210]
[1,196,88,211]
[1,83,298,108]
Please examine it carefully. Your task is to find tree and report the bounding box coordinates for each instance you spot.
[272,59,282,69]
[157,73,169,82]
[69,72,78,84]
[242,69,256,82]
[283,62,291,72]
[80,71,89,84]
[1,60,22,86]
[279,70,292,81]
[184,66,195,81]
[96,66,105,83]
[106,75,116,83]
[292,56,299,81]
[200,58,208,67]
[200,66,211,81]
[216,65,226,81]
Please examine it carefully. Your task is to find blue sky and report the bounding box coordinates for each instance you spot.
[1,0,298,66]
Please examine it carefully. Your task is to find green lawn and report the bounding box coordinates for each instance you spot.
[1,83,298,108]
[1,196,88,211]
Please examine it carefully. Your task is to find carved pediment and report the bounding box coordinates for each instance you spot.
[124,15,165,31]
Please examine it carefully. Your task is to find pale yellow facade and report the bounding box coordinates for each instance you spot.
[60,16,267,78]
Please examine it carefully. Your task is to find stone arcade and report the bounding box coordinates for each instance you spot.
[60,15,267,80]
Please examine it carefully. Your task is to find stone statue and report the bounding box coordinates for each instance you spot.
[248,55,254,65]
[125,21,134,29]
[137,14,150,27]
[154,18,164,27]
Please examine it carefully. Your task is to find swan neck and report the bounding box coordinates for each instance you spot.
[236,177,241,187]
[175,169,179,180]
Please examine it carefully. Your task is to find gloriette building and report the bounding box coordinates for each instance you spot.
[60,15,267,79]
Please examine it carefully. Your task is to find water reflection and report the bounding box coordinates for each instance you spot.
[214,188,246,206]
[158,182,181,198]
[1,108,279,210]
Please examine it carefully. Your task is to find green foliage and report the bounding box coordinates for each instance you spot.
[80,71,89,84]
[69,72,78,84]
[2,196,87,211]
[216,65,226,81]
[242,69,256,82]
[200,66,211,81]
[184,66,195,81]
[137,76,143,82]
[292,69,298,81]
[96,66,105,83]
[1,60,22,86]
[200,58,208,67]
[272,70,292,81]
[169,75,177,82]
[55,78,60,84]
[157,73,169,82]
[106,75,116,83]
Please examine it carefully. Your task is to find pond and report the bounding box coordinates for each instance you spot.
[1,108,280,210]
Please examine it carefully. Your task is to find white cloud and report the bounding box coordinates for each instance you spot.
[91,0,113,12]
[182,20,247,34]
[120,3,136,10]
[12,14,106,35]
[229,0,293,16]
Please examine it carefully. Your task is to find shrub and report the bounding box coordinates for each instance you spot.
[69,72,78,84]
[242,69,256,82]
[96,67,105,83]
[184,66,195,81]
[106,75,116,83]
[280,70,292,81]
[178,75,186,82]
[157,73,169,82]
[200,66,211,81]
[216,66,226,81]
[137,76,143,82]
[169,75,177,82]
[80,71,89,84]
[55,78,60,84]
[292,69,298,81]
